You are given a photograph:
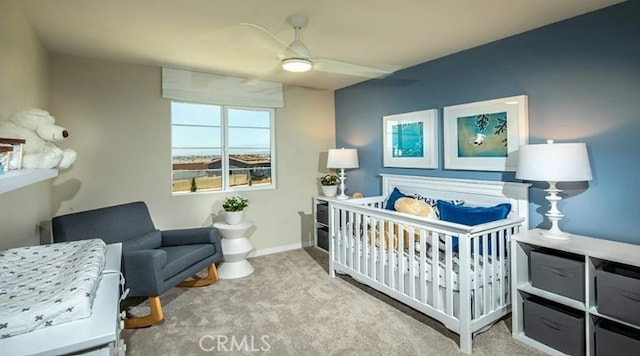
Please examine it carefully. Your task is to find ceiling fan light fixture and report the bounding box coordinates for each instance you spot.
[282,58,312,73]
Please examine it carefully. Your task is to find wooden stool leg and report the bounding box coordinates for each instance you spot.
[178,264,219,288]
[124,296,164,329]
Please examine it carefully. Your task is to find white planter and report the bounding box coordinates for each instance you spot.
[224,210,245,225]
[321,185,338,197]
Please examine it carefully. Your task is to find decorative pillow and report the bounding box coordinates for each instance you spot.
[394,197,436,219]
[385,187,407,210]
[437,200,512,226]
[412,194,464,218]
[437,201,511,254]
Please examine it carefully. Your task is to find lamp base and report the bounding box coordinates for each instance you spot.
[541,181,571,240]
[539,230,571,240]
[336,168,349,200]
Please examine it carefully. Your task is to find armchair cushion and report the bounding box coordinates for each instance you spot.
[160,244,216,280]
[122,230,162,251]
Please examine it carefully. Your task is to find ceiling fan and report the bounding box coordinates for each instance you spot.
[241,15,400,79]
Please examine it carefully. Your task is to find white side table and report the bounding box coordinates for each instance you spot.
[214,220,254,279]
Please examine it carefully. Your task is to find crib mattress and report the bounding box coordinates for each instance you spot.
[0,239,106,338]
[337,234,508,291]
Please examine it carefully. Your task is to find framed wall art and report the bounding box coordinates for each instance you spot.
[443,95,528,171]
[382,109,438,169]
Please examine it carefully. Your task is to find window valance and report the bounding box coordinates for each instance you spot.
[162,68,284,108]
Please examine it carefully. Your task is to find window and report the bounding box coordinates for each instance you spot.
[171,101,275,194]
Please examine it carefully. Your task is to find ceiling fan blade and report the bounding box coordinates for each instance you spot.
[313,58,400,79]
[239,22,297,59]
[243,62,282,83]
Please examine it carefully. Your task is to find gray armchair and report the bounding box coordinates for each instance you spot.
[52,201,223,328]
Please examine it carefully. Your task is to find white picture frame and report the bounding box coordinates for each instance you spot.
[382,109,438,169]
[443,95,528,171]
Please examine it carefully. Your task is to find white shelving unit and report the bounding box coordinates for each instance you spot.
[0,168,57,195]
[511,228,640,355]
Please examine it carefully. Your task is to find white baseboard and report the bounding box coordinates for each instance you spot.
[249,242,306,258]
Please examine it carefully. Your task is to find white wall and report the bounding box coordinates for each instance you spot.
[0,0,48,112]
[0,0,52,249]
[49,53,335,253]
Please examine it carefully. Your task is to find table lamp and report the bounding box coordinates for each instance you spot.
[516,140,592,239]
[327,148,359,200]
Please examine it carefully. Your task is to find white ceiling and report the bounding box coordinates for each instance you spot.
[19,0,623,91]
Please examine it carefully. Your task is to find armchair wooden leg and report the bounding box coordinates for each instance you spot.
[124,296,164,329]
[178,263,219,287]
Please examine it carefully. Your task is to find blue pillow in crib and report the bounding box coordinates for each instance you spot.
[438,201,511,254]
[384,187,407,210]
[437,200,511,226]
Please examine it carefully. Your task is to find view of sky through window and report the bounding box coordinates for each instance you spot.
[172,102,270,156]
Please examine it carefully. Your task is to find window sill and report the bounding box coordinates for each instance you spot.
[0,168,58,195]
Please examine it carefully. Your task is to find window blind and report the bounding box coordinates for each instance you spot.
[162,68,284,108]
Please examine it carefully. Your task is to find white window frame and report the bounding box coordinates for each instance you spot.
[171,101,276,195]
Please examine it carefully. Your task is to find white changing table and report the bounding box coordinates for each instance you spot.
[0,243,126,356]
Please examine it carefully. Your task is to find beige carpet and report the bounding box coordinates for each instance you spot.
[122,248,544,355]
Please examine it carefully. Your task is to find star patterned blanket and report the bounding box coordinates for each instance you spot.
[0,239,106,338]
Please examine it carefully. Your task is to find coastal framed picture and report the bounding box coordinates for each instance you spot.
[382,109,438,169]
[443,95,528,171]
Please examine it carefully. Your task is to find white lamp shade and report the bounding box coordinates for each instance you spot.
[327,148,359,169]
[516,142,592,182]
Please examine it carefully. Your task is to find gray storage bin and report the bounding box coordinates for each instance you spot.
[530,249,585,301]
[597,262,640,325]
[317,227,329,251]
[524,296,585,356]
[316,203,328,225]
[595,320,640,356]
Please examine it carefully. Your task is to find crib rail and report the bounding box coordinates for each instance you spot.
[348,196,386,209]
[328,199,524,353]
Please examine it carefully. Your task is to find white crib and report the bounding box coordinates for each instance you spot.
[328,174,530,353]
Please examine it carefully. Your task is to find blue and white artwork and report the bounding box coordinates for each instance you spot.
[391,121,424,158]
[456,111,508,158]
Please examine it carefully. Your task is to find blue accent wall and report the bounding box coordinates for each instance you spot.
[334,1,640,244]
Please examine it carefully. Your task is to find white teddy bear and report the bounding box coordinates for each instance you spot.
[0,108,76,169]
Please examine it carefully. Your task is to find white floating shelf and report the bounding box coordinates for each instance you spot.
[0,168,58,195]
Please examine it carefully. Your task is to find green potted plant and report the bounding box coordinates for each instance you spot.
[320,174,338,197]
[222,195,249,225]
